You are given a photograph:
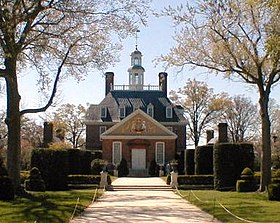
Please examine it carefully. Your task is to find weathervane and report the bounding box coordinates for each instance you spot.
[135,29,140,50]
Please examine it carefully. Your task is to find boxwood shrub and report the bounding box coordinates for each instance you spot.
[67,174,112,186]
[268,183,280,201]
[24,167,46,192]
[0,176,14,200]
[0,157,14,200]
[214,143,254,191]
[178,175,213,185]
[31,148,69,191]
[195,145,213,175]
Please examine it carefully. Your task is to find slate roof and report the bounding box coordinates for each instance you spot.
[86,90,186,123]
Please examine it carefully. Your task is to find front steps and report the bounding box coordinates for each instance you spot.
[110,184,173,191]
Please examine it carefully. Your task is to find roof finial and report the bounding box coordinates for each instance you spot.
[135,29,140,50]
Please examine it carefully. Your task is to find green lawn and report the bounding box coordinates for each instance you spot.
[178,190,280,223]
[0,189,101,223]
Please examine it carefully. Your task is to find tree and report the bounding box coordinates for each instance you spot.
[52,103,86,148]
[0,0,150,189]
[0,110,7,150]
[221,95,260,142]
[170,79,228,146]
[161,0,280,191]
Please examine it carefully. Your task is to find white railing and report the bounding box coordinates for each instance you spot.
[112,84,161,91]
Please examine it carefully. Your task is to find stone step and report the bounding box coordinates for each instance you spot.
[109,184,173,191]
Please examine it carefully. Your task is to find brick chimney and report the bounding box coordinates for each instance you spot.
[159,72,168,96]
[105,72,114,95]
[206,130,214,143]
[43,122,53,148]
[218,123,228,143]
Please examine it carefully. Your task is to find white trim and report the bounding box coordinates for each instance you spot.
[166,106,173,118]
[112,141,122,165]
[100,107,107,118]
[119,107,126,118]
[160,122,188,125]
[84,121,118,125]
[102,135,177,140]
[101,109,177,138]
[147,104,154,118]
[155,142,165,165]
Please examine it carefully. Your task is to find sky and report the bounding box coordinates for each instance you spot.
[0,0,279,115]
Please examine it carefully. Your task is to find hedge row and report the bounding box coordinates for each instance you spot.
[178,175,213,186]
[67,174,112,185]
[31,149,69,191]
[31,148,102,190]
[68,149,94,175]
[195,145,213,175]
[214,143,254,191]
[185,149,195,175]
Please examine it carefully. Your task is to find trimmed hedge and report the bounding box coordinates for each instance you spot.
[68,149,93,175]
[214,143,254,191]
[24,167,46,192]
[0,176,14,200]
[67,174,112,185]
[91,159,106,175]
[185,149,195,175]
[149,159,159,177]
[195,145,213,175]
[117,159,129,177]
[178,175,214,186]
[31,148,69,191]
[268,183,280,201]
[0,156,14,200]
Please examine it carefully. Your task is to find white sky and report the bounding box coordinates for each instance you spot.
[0,0,279,115]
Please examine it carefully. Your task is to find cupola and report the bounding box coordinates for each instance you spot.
[128,47,145,90]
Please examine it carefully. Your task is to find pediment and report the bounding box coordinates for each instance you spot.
[101,109,177,140]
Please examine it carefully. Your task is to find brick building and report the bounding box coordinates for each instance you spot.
[85,47,187,176]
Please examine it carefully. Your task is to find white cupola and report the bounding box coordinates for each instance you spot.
[128,47,145,90]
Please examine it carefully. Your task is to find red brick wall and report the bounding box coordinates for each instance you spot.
[102,138,176,168]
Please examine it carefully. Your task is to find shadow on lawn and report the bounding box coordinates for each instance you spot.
[0,190,84,223]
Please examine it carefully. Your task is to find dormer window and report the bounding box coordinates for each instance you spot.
[166,106,173,118]
[119,107,126,118]
[147,104,154,118]
[100,107,107,118]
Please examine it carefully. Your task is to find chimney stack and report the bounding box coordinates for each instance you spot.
[218,123,228,143]
[159,72,168,96]
[43,122,53,148]
[105,72,114,95]
[206,130,214,143]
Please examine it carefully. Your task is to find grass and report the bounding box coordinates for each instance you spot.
[0,189,102,223]
[178,190,280,223]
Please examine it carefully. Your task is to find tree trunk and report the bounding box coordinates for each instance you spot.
[259,93,272,191]
[5,58,21,190]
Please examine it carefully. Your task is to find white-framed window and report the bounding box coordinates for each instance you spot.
[147,104,154,118]
[166,106,173,118]
[119,107,126,118]
[112,142,122,165]
[100,107,107,118]
[155,142,165,165]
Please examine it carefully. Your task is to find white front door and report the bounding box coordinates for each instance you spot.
[131,149,146,170]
